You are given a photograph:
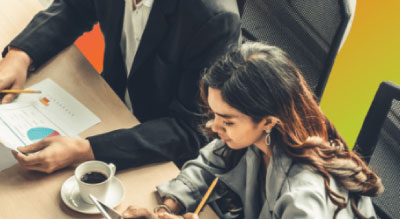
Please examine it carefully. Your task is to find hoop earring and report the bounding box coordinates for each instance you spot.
[265,129,271,146]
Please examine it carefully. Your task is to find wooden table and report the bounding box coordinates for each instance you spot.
[0,0,217,218]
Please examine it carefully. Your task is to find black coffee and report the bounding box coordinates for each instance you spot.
[81,171,108,184]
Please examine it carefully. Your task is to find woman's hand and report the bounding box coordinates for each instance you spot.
[122,206,199,219]
[157,212,199,219]
[122,206,157,219]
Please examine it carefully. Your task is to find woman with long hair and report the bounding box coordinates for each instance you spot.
[122,42,383,219]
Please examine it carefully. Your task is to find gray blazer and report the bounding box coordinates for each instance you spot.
[157,139,377,218]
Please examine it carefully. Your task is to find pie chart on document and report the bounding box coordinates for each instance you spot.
[27,127,60,141]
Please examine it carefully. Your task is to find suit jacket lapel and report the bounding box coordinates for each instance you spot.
[102,0,126,100]
[130,0,177,75]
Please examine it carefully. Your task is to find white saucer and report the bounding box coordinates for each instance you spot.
[61,175,125,214]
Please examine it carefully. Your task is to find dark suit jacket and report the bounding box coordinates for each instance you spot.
[3,0,240,169]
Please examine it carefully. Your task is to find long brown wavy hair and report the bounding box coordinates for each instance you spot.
[199,42,383,218]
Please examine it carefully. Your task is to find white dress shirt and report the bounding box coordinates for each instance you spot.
[120,0,154,111]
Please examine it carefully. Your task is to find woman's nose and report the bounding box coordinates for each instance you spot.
[211,117,223,133]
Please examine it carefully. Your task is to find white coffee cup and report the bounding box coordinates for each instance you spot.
[74,160,116,204]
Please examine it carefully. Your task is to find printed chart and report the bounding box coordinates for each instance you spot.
[27,127,60,141]
[0,79,100,151]
[0,102,68,150]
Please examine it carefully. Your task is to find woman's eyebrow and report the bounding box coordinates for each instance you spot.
[215,112,237,119]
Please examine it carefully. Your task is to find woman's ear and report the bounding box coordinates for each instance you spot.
[263,116,279,130]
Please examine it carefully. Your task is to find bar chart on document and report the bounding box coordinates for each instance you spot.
[0,79,100,151]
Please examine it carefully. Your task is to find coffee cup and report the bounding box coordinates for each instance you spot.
[74,160,116,204]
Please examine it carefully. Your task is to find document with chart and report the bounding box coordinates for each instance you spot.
[0,79,100,151]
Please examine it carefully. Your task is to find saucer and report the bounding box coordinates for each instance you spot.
[61,175,125,214]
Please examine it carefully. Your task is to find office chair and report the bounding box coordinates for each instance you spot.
[238,0,354,100]
[353,81,400,219]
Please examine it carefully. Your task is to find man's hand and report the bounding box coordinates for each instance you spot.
[11,136,95,173]
[0,48,31,103]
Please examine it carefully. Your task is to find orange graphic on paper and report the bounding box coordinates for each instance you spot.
[39,97,50,106]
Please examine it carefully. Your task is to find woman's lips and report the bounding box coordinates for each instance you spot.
[219,135,229,142]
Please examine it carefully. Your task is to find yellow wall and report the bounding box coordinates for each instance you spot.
[320,0,400,148]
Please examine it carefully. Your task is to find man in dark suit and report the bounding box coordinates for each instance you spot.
[0,0,240,172]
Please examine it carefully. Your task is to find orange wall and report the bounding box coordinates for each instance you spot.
[75,23,104,73]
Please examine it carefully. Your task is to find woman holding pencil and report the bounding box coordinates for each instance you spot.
[122,42,383,219]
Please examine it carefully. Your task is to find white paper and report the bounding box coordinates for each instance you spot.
[0,79,100,151]
[0,102,73,150]
[15,79,101,134]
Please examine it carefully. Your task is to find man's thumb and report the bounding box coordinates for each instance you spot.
[18,139,48,153]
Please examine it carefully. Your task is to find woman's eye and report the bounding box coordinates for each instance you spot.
[223,121,233,126]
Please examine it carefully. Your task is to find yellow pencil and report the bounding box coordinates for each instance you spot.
[0,89,41,94]
[194,177,219,214]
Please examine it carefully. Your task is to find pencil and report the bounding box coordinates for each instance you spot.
[194,177,219,214]
[0,89,41,94]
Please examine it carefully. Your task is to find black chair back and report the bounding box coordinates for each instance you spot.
[239,0,352,100]
[354,81,400,219]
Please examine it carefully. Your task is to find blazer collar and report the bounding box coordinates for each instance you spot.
[265,146,293,210]
[216,145,294,218]
[130,0,178,75]
[216,146,264,218]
